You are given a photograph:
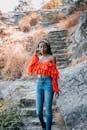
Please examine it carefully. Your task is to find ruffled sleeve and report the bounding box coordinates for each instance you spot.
[50,64,61,93]
[27,55,39,74]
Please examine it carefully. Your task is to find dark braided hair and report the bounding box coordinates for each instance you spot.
[37,39,52,55]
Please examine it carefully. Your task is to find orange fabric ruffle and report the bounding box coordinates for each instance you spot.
[27,55,61,93]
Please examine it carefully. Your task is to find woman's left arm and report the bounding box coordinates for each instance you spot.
[52,56,60,98]
[52,56,56,64]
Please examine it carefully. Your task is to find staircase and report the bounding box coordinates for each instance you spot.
[48,30,71,69]
[19,98,66,130]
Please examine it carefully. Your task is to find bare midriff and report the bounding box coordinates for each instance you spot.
[38,75,51,78]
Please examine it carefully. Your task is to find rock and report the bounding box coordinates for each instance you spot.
[60,5,75,15]
[74,11,87,44]
[1,11,25,25]
[73,11,87,58]
[64,0,85,5]
[0,79,37,101]
[57,62,87,129]
[0,90,3,100]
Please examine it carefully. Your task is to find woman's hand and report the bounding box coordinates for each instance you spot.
[54,92,59,99]
[34,48,39,55]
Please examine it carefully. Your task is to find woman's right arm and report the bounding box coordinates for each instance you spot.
[27,49,39,74]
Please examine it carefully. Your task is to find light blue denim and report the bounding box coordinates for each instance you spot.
[36,76,54,130]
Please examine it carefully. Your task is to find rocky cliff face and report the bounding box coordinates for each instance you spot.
[73,11,87,58]
[58,62,87,130]
[0,1,87,130]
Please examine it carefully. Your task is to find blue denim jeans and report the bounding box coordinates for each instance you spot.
[36,76,54,130]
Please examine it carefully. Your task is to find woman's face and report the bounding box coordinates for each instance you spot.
[38,42,48,55]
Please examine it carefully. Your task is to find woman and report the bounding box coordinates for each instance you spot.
[27,39,61,130]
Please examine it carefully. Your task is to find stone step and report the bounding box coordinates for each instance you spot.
[55,54,68,59]
[57,60,68,64]
[58,65,67,69]
[57,58,70,63]
[56,54,69,58]
[56,60,70,64]
[30,118,56,126]
[50,41,67,46]
[57,63,69,68]
[22,116,57,126]
[48,34,68,37]
[56,56,70,60]
[49,37,67,41]
[20,107,36,117]
[57,61,69,66]
[19,98,36,108]
[53,53,68,57]
[51,42,67,46]
[52,48,67,53]
[48,36,67,41]
[24,125,62,130]
[20,105,57,117]
[56,60,71,67]
[51,45,68,49]
[52,52,67,56]
[57,61,69,65]
[57,62,69,66]
[48,30,68,37]
[19,97,56,108]
[56,58,71,63]
[22,116,67,130]
[49,36,67,40]
[51,45,67,50]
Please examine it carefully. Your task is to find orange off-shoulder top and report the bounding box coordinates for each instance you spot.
[27,55,61,93]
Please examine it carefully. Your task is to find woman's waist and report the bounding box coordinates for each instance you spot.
[38,74,51,79]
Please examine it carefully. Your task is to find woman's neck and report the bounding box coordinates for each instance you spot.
[42,53,49,57]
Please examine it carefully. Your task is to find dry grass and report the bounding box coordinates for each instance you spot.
[57,2,87,30]
[18,12,41,32]
[0,39,34,80]
[58,11,82,30]
[54,107,66,130]
[0,57,6,69]
[0,28,10,38]
[75,2,87,12]
[42,0,63,9]
[32,26,48,44]
[1,51,25,80]
[0,22,48,80]
[45,12,66,24]
[69,55,87,67]
[66,50,73,58]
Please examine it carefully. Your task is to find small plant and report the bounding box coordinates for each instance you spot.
[46,11,59,24]
[0,103,24,130]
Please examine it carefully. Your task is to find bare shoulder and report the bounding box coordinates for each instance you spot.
[49,55,56,64]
